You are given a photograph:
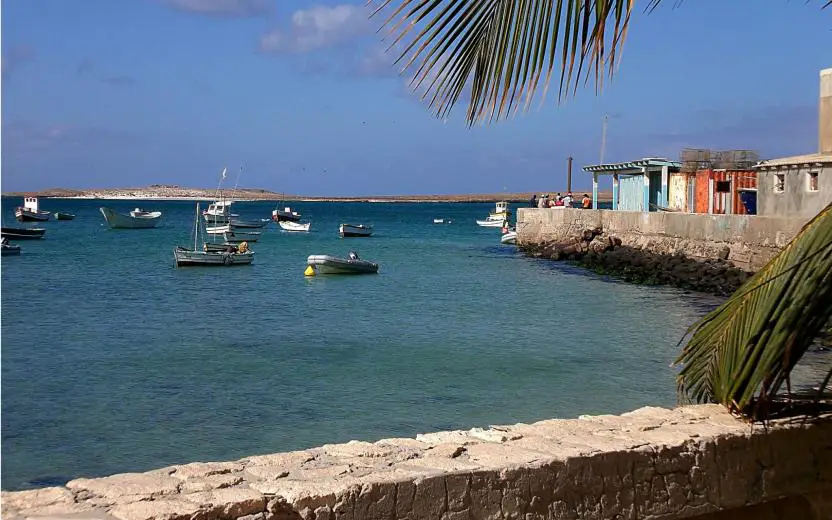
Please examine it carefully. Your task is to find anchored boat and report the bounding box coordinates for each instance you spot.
[476,201,510,227]
[1,238,21,256]
[174,203,254,267]
[305,252,379,275]
[279,221,311,232]
[339,223,373,237]
[54,212,76,220]
[15,197,51,222]
[100,207,162,229]
[1,227,46,240]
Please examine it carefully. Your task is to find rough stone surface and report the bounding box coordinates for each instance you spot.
[3,405,830,520]
[515,208,809,295]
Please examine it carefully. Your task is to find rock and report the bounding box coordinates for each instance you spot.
[67,473,181,503]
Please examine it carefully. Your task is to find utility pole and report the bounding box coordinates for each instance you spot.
[600,114,609,164]
[567,156,573,193]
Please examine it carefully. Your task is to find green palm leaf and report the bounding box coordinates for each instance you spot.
[675,203,832,418]
[373,0,831,125]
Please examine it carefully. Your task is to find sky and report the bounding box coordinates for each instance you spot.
[1,0,831,195]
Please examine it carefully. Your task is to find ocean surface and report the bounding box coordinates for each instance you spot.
[1,197,825,491]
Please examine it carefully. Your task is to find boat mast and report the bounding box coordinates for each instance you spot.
[194,203,199,251]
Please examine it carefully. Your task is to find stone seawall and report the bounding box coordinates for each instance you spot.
[3,405,831,520]
[516,209,809,295]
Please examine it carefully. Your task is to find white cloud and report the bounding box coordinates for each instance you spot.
[259,4,370,53]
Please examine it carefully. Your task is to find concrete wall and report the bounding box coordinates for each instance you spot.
[821,68,831,154]
[517,208,808,270]
[2,405,831,520]
[757,164,832,219]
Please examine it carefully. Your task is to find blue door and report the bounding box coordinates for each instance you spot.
[618,175,644,211]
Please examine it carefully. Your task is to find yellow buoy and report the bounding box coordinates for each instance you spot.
[304,265,316,276]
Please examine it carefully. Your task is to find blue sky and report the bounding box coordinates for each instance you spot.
[2,0,830,195]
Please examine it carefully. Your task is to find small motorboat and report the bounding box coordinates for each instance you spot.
[433,218,444,224]
[272,206,302,222]
[305,251,379,275]
[476,217,506,227]
[15,197,51,222]
[1,238,21,256]
[100,207,162,229]
[279,221,311,232]
[1,227,46,240]
[477,201,510,227]
[229,218,270,229]
[54,212,76,220]
[339,223,373,237]
[203,200,238,224]
[500,231,517,245]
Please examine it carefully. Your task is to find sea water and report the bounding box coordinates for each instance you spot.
[0,198,764,489]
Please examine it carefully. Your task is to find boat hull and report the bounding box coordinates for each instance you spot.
[55,212,76,220]
[230,219,270,228]
[2,244,21,255]
[100,207,161,229]
[223,231,260,243]
[15,208,50,222]
[173,248,254,267]
[279,221,311,232]
[307,255,378,274]
[1,227,46,240]
[272,208,302,222]
[476,219,505,227]
[339,224,373,237]
[500,231,517,244]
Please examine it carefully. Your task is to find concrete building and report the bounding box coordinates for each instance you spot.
[754,68,832,218]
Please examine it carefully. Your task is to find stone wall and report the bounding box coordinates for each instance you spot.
[3,405,831,520]
[517,208,808,271]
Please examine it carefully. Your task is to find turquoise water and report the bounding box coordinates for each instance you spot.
[2,198,722,490]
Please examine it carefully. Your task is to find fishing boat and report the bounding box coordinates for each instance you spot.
[305,252,379,275]
[1,238,21,256]
[15,197,51,222]
[100,207,162,229]
[339,223,373,237]
[174,203,254,267]
[54,212,76,220]
[203,200,238,224]
[229,218,270,228]
[278,221,311,232]
[476,201,510,227]
[1,227,46,240]
[433,218,444,224]
[272,206,302,223]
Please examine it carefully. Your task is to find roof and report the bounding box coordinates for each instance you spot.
[753,153,832,169]
[583,158,682,174]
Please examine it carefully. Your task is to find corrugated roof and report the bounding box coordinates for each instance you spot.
[583,158,682,174]
[753,153,832,169]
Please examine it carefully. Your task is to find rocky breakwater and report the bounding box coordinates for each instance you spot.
[3,405,832,520]
[521,227,752,296]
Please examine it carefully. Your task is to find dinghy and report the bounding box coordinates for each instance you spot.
[55,212,76,220]
[1,227,45,240]
[339,223,373,237]
[279,221,311,232]
[500,231,517,245]
[305,251,379,275]
[100,207,162,229]
[1,238,21,256]
[223,230,261,243]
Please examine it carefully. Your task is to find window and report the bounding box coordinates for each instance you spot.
[715,181,731,193]
[774,173,785,193]
[808,171,819,192]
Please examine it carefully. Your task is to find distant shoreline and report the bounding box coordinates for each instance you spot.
[2,187,613,203]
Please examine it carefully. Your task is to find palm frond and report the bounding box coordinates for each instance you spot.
[675,203,832,418]
[371,0,636,125]
[372,0,832,125]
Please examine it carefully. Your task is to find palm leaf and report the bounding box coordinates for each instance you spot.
[372,0,831,125]
[675,203,832,419]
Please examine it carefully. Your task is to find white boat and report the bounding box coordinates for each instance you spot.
[279,221,311,232]
[174,203,254,267]
[477,201,510,227]
[339,223,373,237]
[15,197,51,222]
[433,218,444,224]
[100,207,162,229]
[305,252,379,275]
[500,231,517,245]
[476,217,506,227]
[203,200,238,224]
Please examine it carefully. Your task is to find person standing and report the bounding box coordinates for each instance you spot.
[581,194,592,209]
[529,193,537,208]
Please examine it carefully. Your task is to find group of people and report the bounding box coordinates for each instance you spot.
[529,192,592,209]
